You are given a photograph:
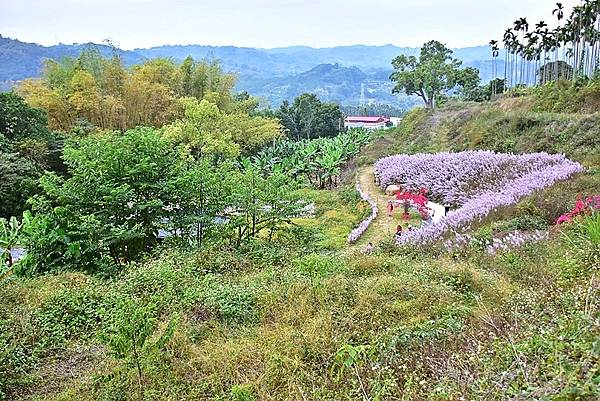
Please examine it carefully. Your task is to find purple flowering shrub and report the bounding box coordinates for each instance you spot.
[444,230,549,254]
[374,151,584,245]
[348,183,378,243]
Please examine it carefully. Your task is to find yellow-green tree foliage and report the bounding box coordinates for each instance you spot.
[163,98,281,158]
[16,50,239,132]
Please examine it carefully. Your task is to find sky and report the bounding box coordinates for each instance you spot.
[0,0,581,50]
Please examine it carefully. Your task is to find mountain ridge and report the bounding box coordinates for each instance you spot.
[0,35,498,107]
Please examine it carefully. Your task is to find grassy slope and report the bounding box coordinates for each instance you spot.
[1,92,600,401]
[360,99,600,169]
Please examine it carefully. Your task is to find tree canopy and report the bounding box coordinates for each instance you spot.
[16,50,239,132]
[18,126,301,275]
[390,40,480,109]
[276,93,343,140]
[0,93,64,219]
[163,97,282,158]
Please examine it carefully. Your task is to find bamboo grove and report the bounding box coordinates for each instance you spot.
[490,1,600,90]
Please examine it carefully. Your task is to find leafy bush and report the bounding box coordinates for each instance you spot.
[0,316,43,399]
[0,153,39,219]
[561,212,600,272]
[201,276,258,324]
[229,384,256,401]
[34,285,110,344]
[495,215,548,231]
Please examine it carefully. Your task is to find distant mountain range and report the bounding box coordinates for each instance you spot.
[0,35,500,109]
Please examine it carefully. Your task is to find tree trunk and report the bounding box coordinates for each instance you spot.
[504,48,508,88]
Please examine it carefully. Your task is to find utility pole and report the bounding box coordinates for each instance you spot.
[360,83,366,115]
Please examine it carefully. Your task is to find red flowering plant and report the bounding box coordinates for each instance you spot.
[556,194,600,225]
[395,188,430,220]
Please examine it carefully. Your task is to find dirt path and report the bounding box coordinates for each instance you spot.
[349,165,418,250]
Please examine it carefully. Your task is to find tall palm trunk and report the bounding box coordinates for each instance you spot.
[555,43,560,80]
[504,48,509,87]
[493,56,497,95]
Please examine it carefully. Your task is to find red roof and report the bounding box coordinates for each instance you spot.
[345,116,387,123]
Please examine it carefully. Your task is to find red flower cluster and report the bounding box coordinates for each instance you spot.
[556,194,600,225]
[395,189,430,220]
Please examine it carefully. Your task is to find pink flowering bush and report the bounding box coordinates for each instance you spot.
[374,151,584,245]
[556,195,600,225]
[396,190,430,220]
[348,183,378,243]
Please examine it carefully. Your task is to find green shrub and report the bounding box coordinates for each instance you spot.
[443,269,480,297]
[293,253,340,279]
[201,276,258,324]
[120,258,196,310]
[561,212,600,273]
[386,315,464,349]
[34,285,110,345]
[495,215,548,232]
[229,384,256,401]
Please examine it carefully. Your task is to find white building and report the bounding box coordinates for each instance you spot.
[344,116,390,130]
[389,117,402,127]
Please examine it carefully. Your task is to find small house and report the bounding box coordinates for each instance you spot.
[344,116,390,130]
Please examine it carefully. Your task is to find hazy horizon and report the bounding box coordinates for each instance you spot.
[0,34,496,51]
[0,0,580,50]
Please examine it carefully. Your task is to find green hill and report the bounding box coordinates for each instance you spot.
[2,81,599,400]
[360,90,600,168]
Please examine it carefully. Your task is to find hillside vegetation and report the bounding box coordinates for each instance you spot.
[4,0,600,398]
[361,83,600,168]
[2,77,599,400]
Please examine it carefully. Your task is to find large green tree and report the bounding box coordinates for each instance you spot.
[277,93,343,140]
[390,40,480,109]
[0,92,48,142]
[163,98,281,158]
[20,127,192,274]
[0,153,39,219]
[0,93,65,219]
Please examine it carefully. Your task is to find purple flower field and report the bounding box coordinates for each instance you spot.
[443,230,549,254]
[374,151,584,245]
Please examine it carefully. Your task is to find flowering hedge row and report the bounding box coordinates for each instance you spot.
[375,151,579,206]
[348,183,378,244]
[443,230,549,255]
[374,151,583,245]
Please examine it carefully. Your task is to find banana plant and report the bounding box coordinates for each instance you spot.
[249,128,371,189]
[1,213,28,268]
